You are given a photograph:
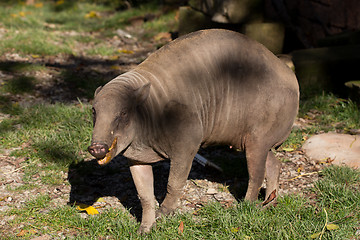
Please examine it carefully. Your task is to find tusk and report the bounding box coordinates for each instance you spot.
[97,138,118,165]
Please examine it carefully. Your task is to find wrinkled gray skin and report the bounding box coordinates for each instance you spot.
[88,29,299,233]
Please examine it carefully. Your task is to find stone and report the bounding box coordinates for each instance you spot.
[189,0,263,24]
[244,22,285,54]
[345,80,360,102]
[178,6,214,36]
[302,132,360,168]
[291,45,360,94]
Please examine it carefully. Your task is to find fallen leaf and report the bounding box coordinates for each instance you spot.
[35,3,43,8]
[55,0,64,6]
[326,224,339,231]
[231,227,239,233]
[282,147,295,152]
[76,204,99,215]
[310,232,321,239]
[178,221,184,234]
[153,32,171,42]
[110,65,121,70]
[85,11,100,19]
[17,229,37,237]
[17,229,28,237]
[117,49,134,54]
[297,165,304,173]
[96,197,105,203]
[109,55,119,60]
[0,196,9,201]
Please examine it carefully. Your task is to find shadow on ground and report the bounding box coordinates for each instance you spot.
[67,147,249,221]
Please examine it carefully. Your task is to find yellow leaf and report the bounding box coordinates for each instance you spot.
[231,227,239,233]
[178,221,184,234]
[310,232,321,239]
[76,204,99,215]
[35,3,43,8]
[109,55,119,60]
[326,224,339,231]
[96,197,105,203]
[282,147,295,152]
[85,11,100,19]
[19,11,26,17]
[31,54,40,58]
[55,0,64,6]
[110,65,121,70]
[117,49,134,54]
[11,13,18,18]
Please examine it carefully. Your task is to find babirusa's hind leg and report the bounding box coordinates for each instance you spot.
[265,150,280,201]
[244,143,268,201]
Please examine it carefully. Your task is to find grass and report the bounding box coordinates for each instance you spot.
[281,92,360,150]
[1,165,359,239]
[0,1,177,56]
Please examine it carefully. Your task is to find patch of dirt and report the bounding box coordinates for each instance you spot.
[0,28,327,236]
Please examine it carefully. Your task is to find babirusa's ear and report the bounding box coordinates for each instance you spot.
[94,86,103,97]
[134,83,151,105]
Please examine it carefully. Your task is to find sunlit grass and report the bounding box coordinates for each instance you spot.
[1,165,359,239]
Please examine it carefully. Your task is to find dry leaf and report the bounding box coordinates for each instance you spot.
[85,11,100,19]
[117,49,134,54]
[153,32,171,42]
[282,147,295,152]
[17,229,37,237]
[55,0,64,5]
[17,229,28,237]
[110,65,121,70]
[326,224,339,231]
[109,55,119,60]
[310,232,321,239]
[76,204,99,215]
[96,197,105,203]
[178,221,184,234]
[231,227,239,233]
[35,3,43,8]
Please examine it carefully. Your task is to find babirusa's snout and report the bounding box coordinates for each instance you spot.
[88,143,109,159]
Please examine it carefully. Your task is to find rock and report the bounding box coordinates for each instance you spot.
[189,0,262,24]
[302,132,360,168]
[345,80,360,102]
[244,22,285,54]
[178,6,214,36]
[291,45,360,94]
[206,188,217,195]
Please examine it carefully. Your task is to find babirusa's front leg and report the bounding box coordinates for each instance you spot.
[156,154,195,217]
[129,164,156,234]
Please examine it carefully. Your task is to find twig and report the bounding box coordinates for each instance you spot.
[190,179,206,189]
[319,208,328,240]
[2,165,27,174]
[288,171,322,181]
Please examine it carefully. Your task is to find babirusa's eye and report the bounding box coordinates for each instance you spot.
[92,108,96,126]
[115,109,129,126]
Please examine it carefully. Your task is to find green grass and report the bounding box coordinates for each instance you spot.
[1,165,359,239]
[281,93,360,150]
[0,1,177,57]
[0,103,92,163]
